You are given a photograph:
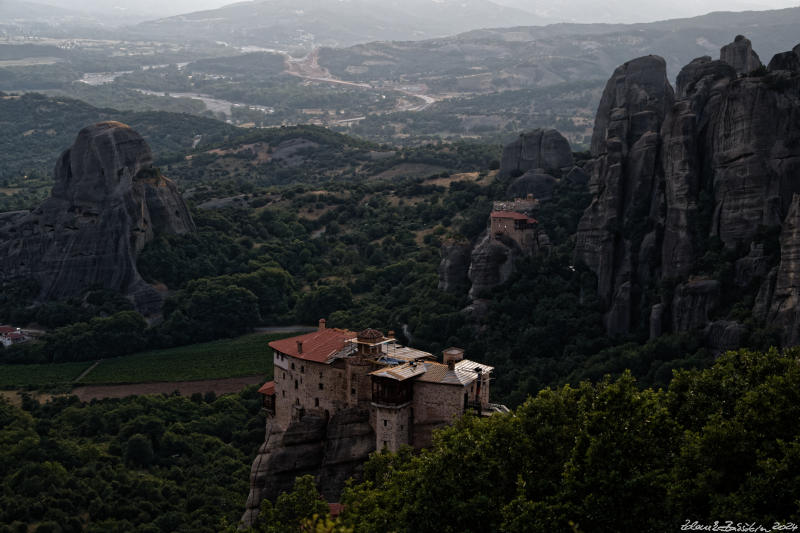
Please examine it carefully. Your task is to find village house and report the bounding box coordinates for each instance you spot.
[259,319,507,451]
[0,325,28,348]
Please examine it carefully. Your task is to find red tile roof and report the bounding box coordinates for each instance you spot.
[491,211,538,224]
[258,381,275,395]
[0,326,16,335]
[328,503,343,517]
[269,329,355,364]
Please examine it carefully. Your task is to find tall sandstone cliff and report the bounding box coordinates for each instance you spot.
[575,37,800,340]
[0,122,195,314]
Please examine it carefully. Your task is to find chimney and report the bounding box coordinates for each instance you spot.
[447,359,455,370]
[296,341,303,354]
[318,318,326,331]
[443,347,465,366]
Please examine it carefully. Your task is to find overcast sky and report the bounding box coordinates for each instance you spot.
[36,0,800,23]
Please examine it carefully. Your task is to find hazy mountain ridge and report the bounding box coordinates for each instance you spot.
[320,7,800,85]
[129,0,545,49]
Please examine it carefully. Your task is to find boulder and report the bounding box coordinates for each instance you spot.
[506,170,557,201]
[720,35,762,75]
[768,51,800,72]
[468,232,517,299]
[0,122,194,314]
[499,129,573,178]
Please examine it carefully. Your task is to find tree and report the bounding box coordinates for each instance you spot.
[124,434,154,467]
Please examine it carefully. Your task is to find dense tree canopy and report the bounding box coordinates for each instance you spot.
[242,348,799,533]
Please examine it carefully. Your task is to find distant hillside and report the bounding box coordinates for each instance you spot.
[0,92,238,210]
[320,7,800,85]
[129,0,545,49]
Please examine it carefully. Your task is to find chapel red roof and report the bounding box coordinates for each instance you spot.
[258,381,275,395]
[0,326,16,335]
[328,503,343,517]
[269,329,355,363]
[491,211,538,224]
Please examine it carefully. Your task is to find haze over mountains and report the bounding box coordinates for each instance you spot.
[129,0,544,48]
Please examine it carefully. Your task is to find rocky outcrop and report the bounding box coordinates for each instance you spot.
[0,122,194,314]
[242,408,375,527]
[768,51,800,72]
[720,35,762,75]
[506,170,557,201]
[575,37,800,338]
[672,280,720,332]
[735,243,770,287]
[438,239,472,292]
[767,195,800,345]
[499,129,573,178]
[468,232,518,300]
[574,55,674,335]
[705,320,747,355]
[439,128,581,305]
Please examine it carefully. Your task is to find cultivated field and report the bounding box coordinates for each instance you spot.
[0,331,298,390]
[0,361,91,388]
[78,332,295,384]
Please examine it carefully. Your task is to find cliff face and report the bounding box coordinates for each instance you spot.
[575,37,800,338]
[0,122,194,314]
[241,408,375,527]
[767,195,800,345]
[574,55,675,335]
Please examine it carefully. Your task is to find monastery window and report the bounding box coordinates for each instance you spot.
[351,388,356,395]
[301,365,304,374]
[319,371,323,379]
[295,380,298,390]
[296,398,299,405]
[291,362,295,370]
[318,383,324,390]
[282,372,285,379]
[383,441,387,448]
[383,419,387,427]
[315,398,319,407]
[282,391,285,398]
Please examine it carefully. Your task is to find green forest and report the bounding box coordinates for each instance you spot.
[2,88,799,531]
[235,348,800,533]
[0,387,266,532]
[4,348,793,532]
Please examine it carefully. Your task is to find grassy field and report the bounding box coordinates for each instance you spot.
[78,332,297,385]
[0,361,92,388]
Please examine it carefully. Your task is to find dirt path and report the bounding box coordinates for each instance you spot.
[73,360,100,383]
[71,375,266,402]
